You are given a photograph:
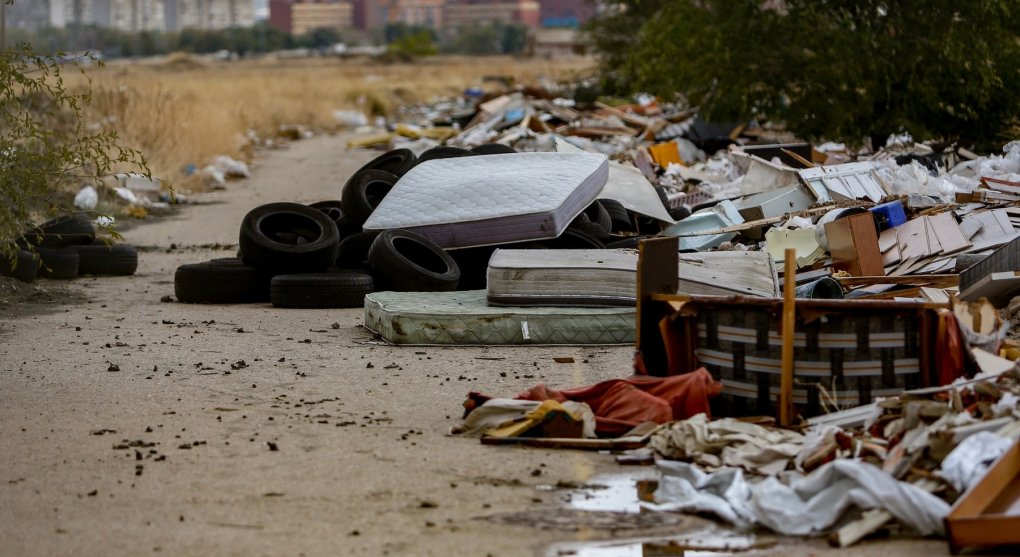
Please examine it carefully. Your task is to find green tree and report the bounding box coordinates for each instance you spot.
[587,0,1020,148]
[298,27,342,50]
[387,30,438,58]
[0,1,147,265]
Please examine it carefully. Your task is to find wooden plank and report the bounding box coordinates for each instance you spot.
[780,249,797,426]
[946,440,1020,554]
[480,436,647,450]
[835,275,958,287]
[637,237,680,375]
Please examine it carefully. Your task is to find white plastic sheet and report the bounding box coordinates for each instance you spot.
[939,431,1012,493]
[647,459,950,537]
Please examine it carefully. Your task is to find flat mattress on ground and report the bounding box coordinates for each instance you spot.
[363,290,635,345]
[486,249,780,307]
[362,153,608,249]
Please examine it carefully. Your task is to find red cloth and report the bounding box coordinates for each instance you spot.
[515,367,721,437]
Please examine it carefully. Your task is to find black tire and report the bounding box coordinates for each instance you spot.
[309,200,344,223]
[669,206,692,222]
[72,243,138,276]
[174,259,271,304]
[569,220,611,241]
[24,212,96,247]
[360,148,417,177]
[544,228,606,250]
[341,169,399,226]
[448,246,498,291]
[239,202,340,274]
[470,144,516,155]
[270,270,375,308]
[0,249,40,283]
[310,200,360,237]
[582,201,613,234]
[36,247,79,279]
[368,229,460,292]
[335,230,379,269]
[413,146,475,167]
[600,199,633,232]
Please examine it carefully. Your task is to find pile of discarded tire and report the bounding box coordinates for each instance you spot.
[0,212,139,283]
[174,146,646,308]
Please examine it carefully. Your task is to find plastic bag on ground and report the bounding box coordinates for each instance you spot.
[648,459,950,537]
[74,186,98,210]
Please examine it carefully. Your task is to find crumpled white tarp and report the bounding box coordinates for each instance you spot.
[648,413,804,476]
[647,459,950,537]
[939,431,1012,493]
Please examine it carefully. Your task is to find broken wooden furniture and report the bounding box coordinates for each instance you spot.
[637,236,948,418]
[945,439,1020,554]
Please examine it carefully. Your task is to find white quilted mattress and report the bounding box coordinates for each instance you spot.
[487,249,781,307]
[362,153,608,249]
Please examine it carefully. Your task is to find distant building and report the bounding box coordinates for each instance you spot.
[537,0,592,28]
[4,1,53,31]
[527,27,585,57]
[269,0,353,35]
[165,0,257,30]
[351,0,442,31]
[34,0,256,32]
[443,0,539,30]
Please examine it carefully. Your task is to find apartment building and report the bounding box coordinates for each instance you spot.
[37,0,256,32]
[443,0,539,30]
[269,0,353,35]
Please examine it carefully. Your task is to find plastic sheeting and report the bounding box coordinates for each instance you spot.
[647,459,950,537]
[940,431,1013,493]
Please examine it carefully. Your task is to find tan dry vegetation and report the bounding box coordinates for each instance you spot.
[66,55,594,191]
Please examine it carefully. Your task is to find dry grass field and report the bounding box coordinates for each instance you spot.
[66,54,595,191]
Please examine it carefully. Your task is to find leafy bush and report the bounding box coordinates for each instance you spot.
[587,0,1020,148]
[0,35,147,265]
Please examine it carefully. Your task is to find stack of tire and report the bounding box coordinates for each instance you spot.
[173,144,654,307]
[0,212,139,283]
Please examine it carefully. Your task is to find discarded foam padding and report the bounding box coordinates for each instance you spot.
[363,290,635,345]
[362,152,608,249]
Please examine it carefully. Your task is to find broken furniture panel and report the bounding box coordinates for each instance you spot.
[825,212,885,276]
[736,184,815,222]
[945,439,1020,554]
[636,237,942,418]
[960,235,1020,293]
[799,162,887,203]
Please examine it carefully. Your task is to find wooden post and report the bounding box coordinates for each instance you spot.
[780,248,797,426]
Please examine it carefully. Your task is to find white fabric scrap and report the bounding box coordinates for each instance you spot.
[451,398,596,438]
[649,413,804,476]
[939,431,1012,493]
[647,459,950,537]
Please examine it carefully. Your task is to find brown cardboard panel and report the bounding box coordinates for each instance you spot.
[825,212,884,276]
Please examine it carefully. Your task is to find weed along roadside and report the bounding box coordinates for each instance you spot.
[2,31,1020,557]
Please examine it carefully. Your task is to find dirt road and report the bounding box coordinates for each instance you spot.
[0,135,948,556]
